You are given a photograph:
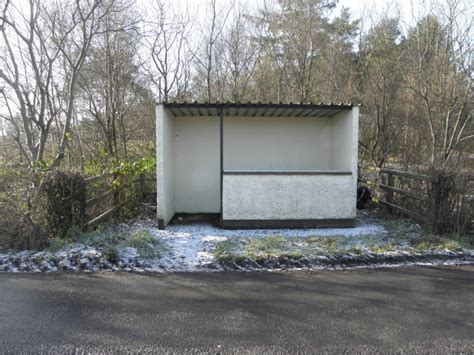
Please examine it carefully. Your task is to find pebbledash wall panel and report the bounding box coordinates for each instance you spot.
[221,174,356,226]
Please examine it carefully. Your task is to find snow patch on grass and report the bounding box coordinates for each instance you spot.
[138,216,386,270]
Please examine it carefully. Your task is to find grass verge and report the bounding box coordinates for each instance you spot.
[46,229,169,260]
[214,217,472,263]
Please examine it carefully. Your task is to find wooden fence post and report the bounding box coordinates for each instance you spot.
[386,172,394,212]
[139,173,145,199]
[83,179,88,230]
[113,173,120,207]
[430,175,444,234]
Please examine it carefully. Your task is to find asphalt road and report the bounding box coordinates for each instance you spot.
[0,266,473,353]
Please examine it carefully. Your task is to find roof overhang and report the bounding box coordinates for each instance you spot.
[162,102,355,118]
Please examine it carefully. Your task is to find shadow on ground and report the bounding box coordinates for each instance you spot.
[0,266,473,352]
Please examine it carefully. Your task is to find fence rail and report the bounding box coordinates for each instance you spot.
[83,173,155,228]
[379,168,442,230]
[83,173,114,183]
[378,168,473,234]
[379,183,431,202]
[379,168,437,182]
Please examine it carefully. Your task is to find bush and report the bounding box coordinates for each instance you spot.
[43,170,87,238]
[128,230,166,258]
[0,166,47,250]
[0,162,155,252]
[103,246,118,263]
[0,168,88,251]
[47,237,67,253]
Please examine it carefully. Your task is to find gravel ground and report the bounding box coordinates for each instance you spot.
[121,214,387,270]
[109,215,474,272]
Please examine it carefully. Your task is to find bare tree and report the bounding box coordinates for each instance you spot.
[78,0,140,159]
[320,7,359,102]
[357,16,406,168]
[251,0,336,103]
[143,0,192,102]
[252,0,292,102]
[193,0,234,101]
[0,0,115,172]
[221,5,261,101]
[401,1,473,170]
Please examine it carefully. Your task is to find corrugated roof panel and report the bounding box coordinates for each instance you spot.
[254,107,267,117]
[263,107,279,117]
[168,108,178,116]
[328,109,341,118]
[228,107,238,116]
[285,107,300,117]
[196,107,204,116]
[271,108,285,117]
[300,108,315,117]
[214,107,221,116]
[162,102,356,118]
[181,107,193,116]
[315,108,332,117]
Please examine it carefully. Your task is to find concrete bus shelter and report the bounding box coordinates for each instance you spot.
[156,102,359,229]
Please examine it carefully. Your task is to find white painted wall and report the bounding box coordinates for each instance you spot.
[174,116,220,213]
[156,105,175,226]
[221,108,359,222]
[157,107,359,227]
[223,116,333,170]
[222,174,356,220]
[351,107,360,176]
[330,111,350,170]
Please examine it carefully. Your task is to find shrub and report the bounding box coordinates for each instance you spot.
[0,162,155,252]
[214,239,240,261]
[43,170,87,237]
[103,246,118,263]
[0,166,47,250]
[128,230,168,258]
[46,237,67,253]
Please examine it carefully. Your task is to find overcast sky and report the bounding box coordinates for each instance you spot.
[142,0,445,33]
[334,0,436,29]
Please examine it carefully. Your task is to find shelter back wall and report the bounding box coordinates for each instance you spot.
[223,116,333,171]
[171,114,353,214]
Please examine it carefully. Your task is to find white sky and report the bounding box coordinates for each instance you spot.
[335,0,421,17]
[142,0,444,33]
[1,0,471,127]
[334,0,432,29]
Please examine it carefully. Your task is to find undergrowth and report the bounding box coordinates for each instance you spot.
[45,228,168,260]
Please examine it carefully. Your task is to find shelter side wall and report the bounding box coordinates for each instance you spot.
[351,107,359,177]
[329,107,358,215]
[156,105,175,227]
[174,116,220,213]
[330,110,353,171]
[222,174,356,220]
[223,116,332,170]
